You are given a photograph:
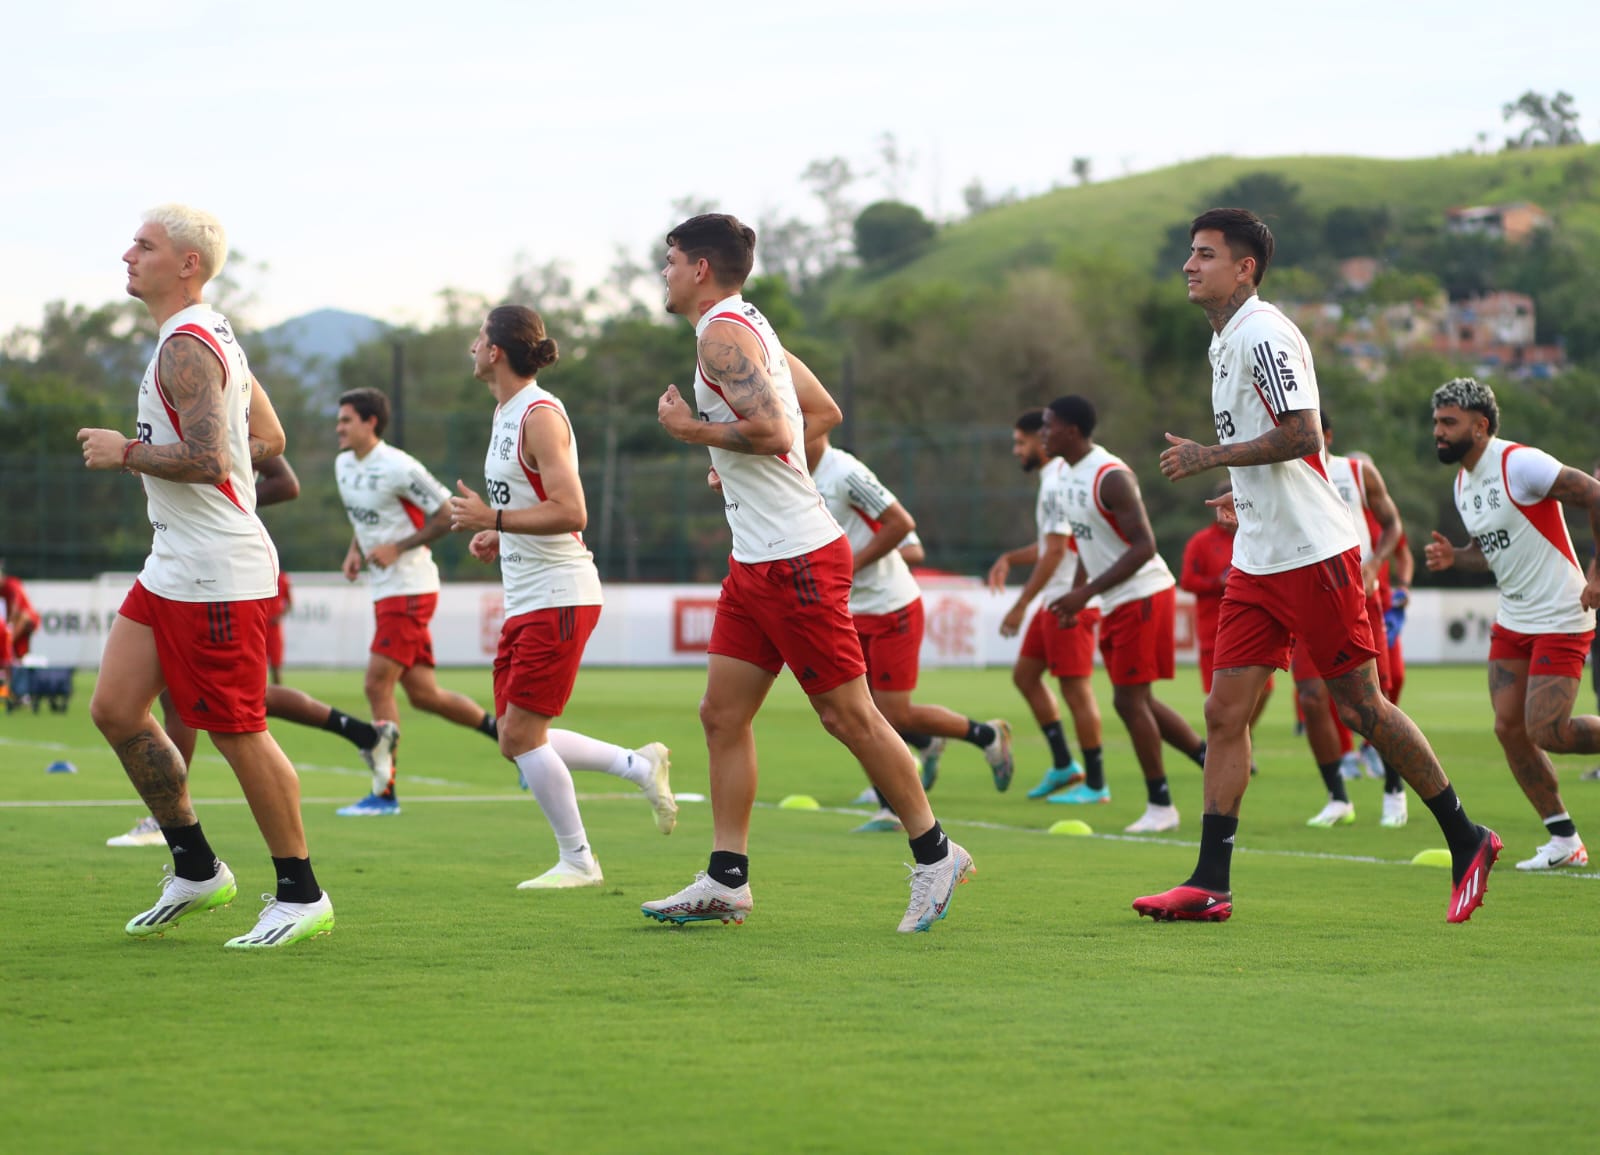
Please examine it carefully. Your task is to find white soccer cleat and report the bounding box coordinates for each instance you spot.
[224,891,335,949]
[1380,791,1409,829]
[898,839,975,933]
[517,858,605,889]
[1124,804,1181,834]
[1515,835,1589,871]
[850,785,879,806]
[125,861,238,937]
[360,720,400,792]
[107,815,165,847]
[1306,799,1356,828]
[1338,753,1363,780]
[1358,744,1384,779]
[635,742,678,835]
[641,872,753,924]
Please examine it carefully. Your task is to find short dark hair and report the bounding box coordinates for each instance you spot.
[486,305,559,378]
[1431,377,1500,436]
[1320,409,1331,434]
[1014,409,1045,434]
[1191,207,1274,285]
[667,213,757,288]
[1046,395,1097,438]
[339,387,390,437]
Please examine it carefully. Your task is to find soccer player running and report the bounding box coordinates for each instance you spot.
[0,559,41,700]
[646,213,972,933]
[1041,396,1206,833]
[334,387,499,816]
[990,410,1105,800]
[1138,207,1499,924]
[1426,377,1600,871]
[807,429,1014,832]
[78,204,332,948]
[448,306,676,888]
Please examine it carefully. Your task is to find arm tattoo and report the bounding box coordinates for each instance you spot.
[114,729,195,826]
[699,336,781,421]
[250,436,272,466]
[133,336,230,484]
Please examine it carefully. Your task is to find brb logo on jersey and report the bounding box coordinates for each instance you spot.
[485,478,511,507]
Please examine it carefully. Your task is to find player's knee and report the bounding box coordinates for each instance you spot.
[1295,683,1327,715]
[698,694,743,742]
[1203,693,1249,738]
[1011,666,1038,694]
[89,690,140,741]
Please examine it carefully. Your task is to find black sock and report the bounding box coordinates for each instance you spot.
[162,822,219,882]
[1042,721,1074,768]
[901,731,933,751]
[272,856,321,905]
[907,821,950,866]
[477,713,498,740]
[1422,785,1482,879]
[1317,761,1350,803]
[1545,812,1578,839]
[1146,776,1171,807]
[1383,761,1403,794]
[965,720,997,748]
[322,708,378,750]
[707,851,749,890]
[1187,741,1207,768]
[1085,754,1106,792]
[1186,813,1238,893]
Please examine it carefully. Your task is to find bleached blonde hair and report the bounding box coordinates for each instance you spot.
[143,203,228,282]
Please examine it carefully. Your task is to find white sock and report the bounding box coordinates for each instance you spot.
[513,744,592,865]
[549,729,649,786]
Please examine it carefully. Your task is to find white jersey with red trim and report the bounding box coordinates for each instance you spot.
[485,381,603,616]
[1454,438,1594,635]
[134,304,278,602]
[1209,298,1358,574]
[1324,454,1375,562]
[810,446,920,616]
[1060,445,1174,613]
[335,441,451,601]
[692,294,841,564]
[1036,458,1086,604]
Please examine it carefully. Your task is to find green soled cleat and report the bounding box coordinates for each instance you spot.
[224,892,334,950]
[1026,763,1084,799]
[125,862,237,937]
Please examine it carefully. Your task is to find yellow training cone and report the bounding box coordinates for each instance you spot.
[778,794,821,811]
[1049,819,1093,836]
[1411,848,1452,868]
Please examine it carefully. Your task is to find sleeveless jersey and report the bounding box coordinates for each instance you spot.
[1208,298,1358,574]
[1036,458,1085,603]
[1059,445,1175,614]
[335,441,451,601]
[1454,438,1594,635]
[692,295,841,563]
[810,446,920,616]
[1324,454,1376,562]
[484,382,603,616]
[135,304,278,602]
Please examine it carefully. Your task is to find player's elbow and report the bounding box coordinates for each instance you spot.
[749,418,794,455]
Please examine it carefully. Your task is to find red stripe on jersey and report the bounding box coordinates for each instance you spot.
[173,323,228,371]
[215,477,246,512]
[1303,451,1331,480]
[853,507,883,533]
[1503,444,1581,568]
[1349,459,1369,508]
[398,497,427,530]
[151,328,229,438]
[1091,463,1133,545]
[704,312,770,368]
[516,399,584,541]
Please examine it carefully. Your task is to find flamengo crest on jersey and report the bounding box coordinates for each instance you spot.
[135,304,278,602]
[485,382,603,616]
[692,294,841,564]
[1324,454,1376,562]
[1454,438,1594,635]
[810,446,920,615]
[336,442,452,600]
[1208,298,1358,575]
[1060,445,1174,614]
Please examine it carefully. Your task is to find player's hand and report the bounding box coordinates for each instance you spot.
[1583,559,1600,611]
[449,480,492,533]
[986,556,1010,593]
[658,384,696,441]
[366,542,400,569]
[999,603,1026,638]
[1360,558,1380,596]
[1160,433,1209,482]
[1049,588,1090,623]
[77,428,130,471]
[469,530,500,564]
[707,467,723,493]
[1423,531,1455,572]
[341,547,363,582]
[1207,491,1238,530]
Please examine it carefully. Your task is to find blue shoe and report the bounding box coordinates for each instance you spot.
[336,793,401,817]
[918,737,947,791]
[1047,783,1110,805]
[1026,763,1084,799]
[852,809,905,833]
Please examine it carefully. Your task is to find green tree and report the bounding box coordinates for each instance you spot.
[853,201,937,267]
[1502,90,1585,149]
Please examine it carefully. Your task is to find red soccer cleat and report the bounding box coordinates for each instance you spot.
[1447,826,1502,924]
[1132,884,1232,922]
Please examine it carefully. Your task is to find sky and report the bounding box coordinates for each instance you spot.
[5,0,1597,336]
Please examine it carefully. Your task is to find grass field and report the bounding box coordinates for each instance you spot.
[4,664,1599,1153]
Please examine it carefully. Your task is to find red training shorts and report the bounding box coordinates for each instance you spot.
[119,580,269,733]
[1020,605,1101,679]
[264,620,284,671]
[1488,624,1595,681]
[854,598,924,694]
[493,604,600,719]
[1214,549,1378,680]
[1098,587,1176,687]
[371,593,438,669]
[1288,589,1391,695]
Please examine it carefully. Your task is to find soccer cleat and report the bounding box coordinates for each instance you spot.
[125,861,237,937]
[898,840,975,933]
[1306,799,1355,827]
[1338,753,1364,781]
[850,785,879,806]
[1514,835,1588,871]
[852,809,905,833]
[359,720,400,793]
[918,737,947,791]
[517,858,605,889]
[1048,782,1110,805]
[641,872,753,925]
[337,793,401,817]
[1133,884,1232,922]
[1358,744,1384,780]
[1124,804,1180,834]
[982,720,1014,792]
[1380,792,1409,829]
[1026,763,1085,798]
[1448,827,1502,923]
[224,891,335,949]
[107,815,165,847]
[635,742,678,835]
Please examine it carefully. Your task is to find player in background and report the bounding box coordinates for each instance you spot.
[1141,206,1498,924]
[647,213,971,934]
[80,203,332,948]
[808,430,1013,832]
[1042,396,1206,833]
[990,409,1105,800]
[335,387,499,816]
[1587,459,1600,783]
[265,570,291,685]
[1426,378,1600,870]
[0,559,41,700]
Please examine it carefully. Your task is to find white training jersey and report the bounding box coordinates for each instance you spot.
[335,441,451,601]
[134,304,278,602]
[1324,454,1376,562]
[810,446,920,616]
[692,295,841,563]
[1060,445,1175,614]
[484,381,603,616]
[1454,438,1594,635]
[1208,298,1359,574]
[1035,458,1084,603]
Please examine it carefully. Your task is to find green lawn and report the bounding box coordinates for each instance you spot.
[3,665,1598,1153]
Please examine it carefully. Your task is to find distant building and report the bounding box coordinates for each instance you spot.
[1431,291,1565,379]
[1444,202,1550,244]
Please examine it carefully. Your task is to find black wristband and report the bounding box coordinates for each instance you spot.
[496,509,503,534]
